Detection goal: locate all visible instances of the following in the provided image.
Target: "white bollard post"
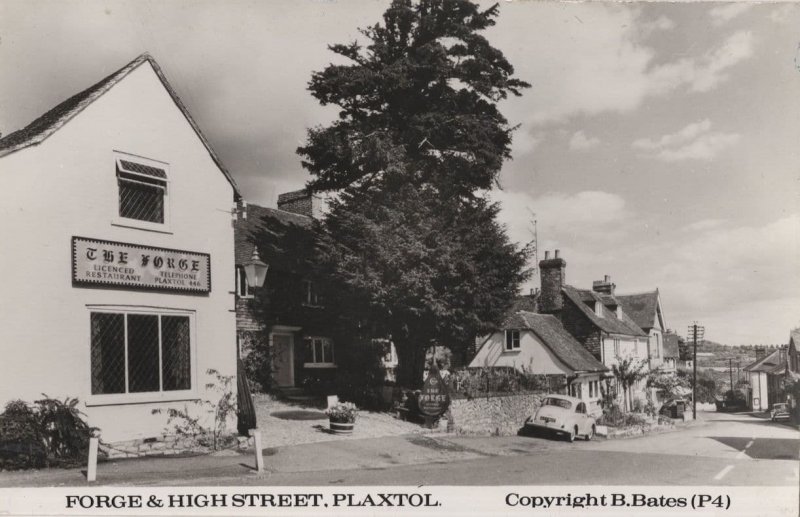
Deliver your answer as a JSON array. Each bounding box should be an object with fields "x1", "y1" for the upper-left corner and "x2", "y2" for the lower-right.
[
  {"x1": 87, "y1": 437, "x2": 99, "y2": 482},
  {"x1": 327, "y1": 395, "x2": 339, "y2": 409},
  {"x1": 249, "y1": 429, "x2": 264, "y2": 473}
]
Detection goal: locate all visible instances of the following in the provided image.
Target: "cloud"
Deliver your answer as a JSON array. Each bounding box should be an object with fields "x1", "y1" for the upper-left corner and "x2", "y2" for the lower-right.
[
  {"x1": 709, "y1": 3, "x2": 753, "y2": 26},
  {"x1": 503, "y1": 3, "x2": 756, "y2": 125},
  {"x1": 490, "y1": 189, "x2": 631, "y2": 253},
  {"x1": 569, "y1": 131, "x2": 601, "y2": 151},
  {"x1": 640, "y1": 15, "x2": 676, "y2": 35},
  {"x1": 769, "y1": 4, "x2": 797, "y2": 24},
  {"x1": 683, "y1": 219, "x2": 727, "y2": 232},
  {"x1": 646, "y1": 31, "x2": 754, "y2": 95},
  {"x1": 490, "y1": 185, "x2": 800, "y2": 343},
  {"x1": 633, "y1": 119, "x2": 740, "y2": 162},
  {"x1": 511, "y1": 131, "x2": 543, "y2": 156}
]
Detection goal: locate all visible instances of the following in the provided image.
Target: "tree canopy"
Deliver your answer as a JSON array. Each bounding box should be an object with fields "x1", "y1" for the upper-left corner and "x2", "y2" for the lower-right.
[
  {"x1": 317, "y1": 184, "x2": 530, "y2": 386},
  {"x1": 296, "y1": 0, "x2": 531, "y2": 388},
  {"x1": 298, "y1": 0, "x2": 529, "y2": 197}
]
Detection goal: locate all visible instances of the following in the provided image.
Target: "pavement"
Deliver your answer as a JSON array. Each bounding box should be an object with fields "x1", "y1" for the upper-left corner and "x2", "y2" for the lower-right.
[
  {"x1": 252, "y1": 394, "x2": 431, "y2": 448},
  {"x1": 0, "y1": 410, "x2": 796, "y2": 486}
]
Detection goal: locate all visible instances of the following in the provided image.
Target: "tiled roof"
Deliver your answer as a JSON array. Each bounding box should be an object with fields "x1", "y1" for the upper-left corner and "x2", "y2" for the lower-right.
[
  {"x1": 511, "y1": 293, "x2": 538, "y2": 313},
  {"x1": 616, "y1": 291, "x2": 659, "y2": 332},
  {"x1": 234, "y1": 203, "x2": 311, "y2": 265},
  {"x1": 743, "y1": 348, "x2": 787, "y2": 374},
  {"x1": 503, "y1": 311, "x2": 608, "y2": 373},
  {"x1": 790, "y1": 328, "x2": 800, "y2": 347},
  {"x1": 0, "y1": 53, "x2": 240, "y2": 198},
  {"x1": 663, "y1": 332, "x2": 680, "y2": 359},
  {"x1": 562, "y1": 286, "x2": 647, "y2": 337}
]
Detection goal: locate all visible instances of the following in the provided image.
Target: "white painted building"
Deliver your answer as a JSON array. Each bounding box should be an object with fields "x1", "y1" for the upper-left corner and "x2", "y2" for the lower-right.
[
  {"x1": 0, "y1": 54, "x2": 239, "y2": 442},
  {"x1": 470, "y1": 311, "x2": 609, "y2": 414}
]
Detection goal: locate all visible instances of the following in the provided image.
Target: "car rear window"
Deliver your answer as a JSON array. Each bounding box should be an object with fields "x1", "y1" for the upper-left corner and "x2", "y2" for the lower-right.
[{"x1": 543, "y1": 397, "x2": 572, "y2": 410}]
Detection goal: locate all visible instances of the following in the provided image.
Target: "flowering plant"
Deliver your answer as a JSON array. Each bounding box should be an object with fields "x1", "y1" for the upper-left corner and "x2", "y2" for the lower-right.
[{"x1": 325, "y1": 402, "x2": 358, "y2": 423}]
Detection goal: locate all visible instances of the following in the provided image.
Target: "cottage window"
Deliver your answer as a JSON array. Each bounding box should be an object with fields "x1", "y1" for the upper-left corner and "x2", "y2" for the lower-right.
[
  {"x1": 613, "y1": 338, "x2": 621, "y2": 357},
  {"x1": 303, "y1": 280, "x2": 322, "y2": 306},
  {"x1": 304, "y1": 337, "x2": 334, "y2": 366},
  {"x1": 236, "y1": 266, "x2": 252, "y2": 298},
  {"x1": 90, "y1": 311, "x2": 191, "y2": 396},
  {"x1": 505, "y1": 330, "x2": 520, "y2": 351},
  {"x1": 116, "y1": 158, "x2": 168, "y2": 225},
  {"x1": 652, "y1": 334, "x2": 660, "y2": 358}
]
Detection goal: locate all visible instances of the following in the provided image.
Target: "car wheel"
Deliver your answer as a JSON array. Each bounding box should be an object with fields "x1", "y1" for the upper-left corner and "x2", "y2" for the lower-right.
[
  {"x1": 567, "y1": 426, "x2": 576, "y2": 443},
  {"x1": 585, "y1": 425, "x2": 595, "y2": 441}
]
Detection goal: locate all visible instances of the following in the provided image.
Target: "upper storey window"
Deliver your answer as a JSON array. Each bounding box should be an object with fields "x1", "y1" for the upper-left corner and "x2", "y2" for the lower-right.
[{"x1": 114, "y1": 154, "x2": 170, "y2": 230}]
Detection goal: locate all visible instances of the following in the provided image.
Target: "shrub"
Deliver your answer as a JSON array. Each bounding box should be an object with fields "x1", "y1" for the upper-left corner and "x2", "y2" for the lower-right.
[
  {"x1": 0, "y1": 396, "x2": 98, "y2": 470},
  {"x1": 444, "y1": 367, "x2": 562, "y2": 399},
  {"x1": 597, "y1": 403, "x2": 648, "y2": 427},
  {"x1": 333, "y1": 339, "x2": 388, "y2": 410},
  {"x1": 325, "y1": 402, "x2": 358, "y2": 423},
  {"x1": 152, "y1": 369, "x2": 238, "y2": 450}
]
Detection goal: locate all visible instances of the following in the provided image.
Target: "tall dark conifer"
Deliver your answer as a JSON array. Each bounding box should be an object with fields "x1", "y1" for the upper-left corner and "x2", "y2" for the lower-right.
[{"x1": 297, "y1": 0, "x2": 532, "y2": 387}]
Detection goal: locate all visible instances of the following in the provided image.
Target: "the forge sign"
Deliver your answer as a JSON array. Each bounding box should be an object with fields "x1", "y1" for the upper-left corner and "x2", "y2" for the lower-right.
[{"x1": 419, "y1": 366, "x2": 450, "y2": 417}]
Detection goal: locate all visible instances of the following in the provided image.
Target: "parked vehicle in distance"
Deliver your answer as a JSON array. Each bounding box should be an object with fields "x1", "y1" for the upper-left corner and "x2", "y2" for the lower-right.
[
  {"x1": 523, "y1": 394, "x2": 596, "y2": 442},
  {"x1": 770, "y1": 403, "x2": 790, "y2": 422}
]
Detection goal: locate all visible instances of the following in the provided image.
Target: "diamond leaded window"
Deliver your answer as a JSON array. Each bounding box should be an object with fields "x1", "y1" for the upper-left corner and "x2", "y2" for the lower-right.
[
  {"x1": 90, "y1": 311, "x2": 191, "y2": 395},
  {"x1": 116, "y1": 158, "x2": 167, "y2": 224}
]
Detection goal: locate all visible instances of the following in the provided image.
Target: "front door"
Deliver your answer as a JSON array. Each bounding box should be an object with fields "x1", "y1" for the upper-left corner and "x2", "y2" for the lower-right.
[{"x1": 272, "y1": 333, "x2": 294, "y2": 387}]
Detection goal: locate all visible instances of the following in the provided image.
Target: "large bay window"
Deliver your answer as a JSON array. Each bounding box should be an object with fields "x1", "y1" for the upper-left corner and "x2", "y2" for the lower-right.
[{"x1": 90, "y1": 309, "x2": 192, "y2": 399}]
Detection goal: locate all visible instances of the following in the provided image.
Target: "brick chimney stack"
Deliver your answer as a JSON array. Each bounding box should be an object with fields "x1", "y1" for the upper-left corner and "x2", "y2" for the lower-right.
[
  {"x1": 539, "y1": 249, "x2": 566, "y2": 313},
  {"x1": 277, "y1": 189, "x2": 322, "y2": 218},
  {"x1": 592, "y1": 275, "x2": 616, "y2": 295},
  {"x1": 755, "y1": 346, "x2": 766, "y2": 361}
]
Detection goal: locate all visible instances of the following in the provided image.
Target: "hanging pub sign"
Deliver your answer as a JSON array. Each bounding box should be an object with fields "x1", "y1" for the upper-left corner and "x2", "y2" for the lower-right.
[
  {"x1": 418, "y1": 366, "x2": 450, "y2": 417},
  {"x1": 72, "y1": 236, "x2": 211, "y2": 293}
]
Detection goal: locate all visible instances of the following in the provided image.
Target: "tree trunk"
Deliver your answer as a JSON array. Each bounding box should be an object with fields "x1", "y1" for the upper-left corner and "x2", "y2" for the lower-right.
[{"x1": 395, "y1": 339, "x2": 427, "y2": 389}]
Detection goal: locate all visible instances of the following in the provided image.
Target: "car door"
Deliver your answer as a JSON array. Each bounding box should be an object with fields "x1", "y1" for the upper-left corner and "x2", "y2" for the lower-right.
[{"x1": 575, "y1": 402, "x2": 588, "y2": 435}]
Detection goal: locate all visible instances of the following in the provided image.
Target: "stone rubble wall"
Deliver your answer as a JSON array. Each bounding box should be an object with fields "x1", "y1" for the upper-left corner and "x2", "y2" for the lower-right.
[
  {"x1": 447, "y1": 392, "x2": 544, "y2": 436},
  {"x1": 101, "y1": 434, "x2": 250, "y2": 459}
]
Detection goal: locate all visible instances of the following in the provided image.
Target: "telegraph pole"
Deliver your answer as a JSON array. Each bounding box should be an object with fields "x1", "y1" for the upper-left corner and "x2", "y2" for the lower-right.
[
  {"x1": 688, "y1": 322, "x2": 705, "y2": 420},
  {"x1": 729, "y1": 358, "x2": 734, "y2": 396}
]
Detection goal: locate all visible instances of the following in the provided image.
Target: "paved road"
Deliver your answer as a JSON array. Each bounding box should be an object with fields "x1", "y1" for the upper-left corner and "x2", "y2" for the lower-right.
[
  {"x1": 1, "y1": 411, "x2": 796, "y2": 487},
  {"x1": 236, "y1": 411, "x2": 799, "y2": 486}
]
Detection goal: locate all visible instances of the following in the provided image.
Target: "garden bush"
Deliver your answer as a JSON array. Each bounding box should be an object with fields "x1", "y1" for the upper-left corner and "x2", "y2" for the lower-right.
[
  {"x1": 0, "y1": 397, "x2": 98, "y2": 470},
  {"x1": 444, "y1": 367, "x2": 563, "y2": 399},
  {"x1": 333, "y1": 339, "x2": 388, "y2": 410},
  {"x1": 597, "y1": 403, "x2": 648, "y2": 427}
]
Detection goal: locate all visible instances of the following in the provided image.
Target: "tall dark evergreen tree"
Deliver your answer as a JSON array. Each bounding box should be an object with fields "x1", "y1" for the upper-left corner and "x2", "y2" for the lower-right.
[
  {"x1": 316, "y1": 184, "x2": 530, "y2": 387},
  {"x1": 297, "y1": 0, "x2": 532, "y2": 387},
  {"x1": 298, "y1": 0, "x2": 529, "y2": 197}
]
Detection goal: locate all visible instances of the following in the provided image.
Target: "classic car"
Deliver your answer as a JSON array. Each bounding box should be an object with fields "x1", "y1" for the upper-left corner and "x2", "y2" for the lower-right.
[
  {"x1": 523, "y1": 394, "x2": 596, "y2": 442},
  {"x1": 770, "y1": 403, "x2": 790, "y2": 422}
]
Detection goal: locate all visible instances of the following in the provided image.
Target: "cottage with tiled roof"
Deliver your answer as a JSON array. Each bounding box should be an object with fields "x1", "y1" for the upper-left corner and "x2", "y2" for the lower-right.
[
  {"x1": 743, "y1": 346, "x2": 790, "y2": 412},
  {"x1": 661, "y1": 332, "x2": 680, "y2": 372},
  {"x1": 616, "y1": 289, "x2": 668, "y2": 370},
  {"x1": 469, "y1": 311, "x2": 609, "y2": 411},
  {"x1": 0, "y1": 54, "x2": 238, "y2": 443},
  {"x1": 537, "y1": 251, "x2": 651, "y2": 404},
  {"x1": 234, "y1": 192, "x2": 350, "y2": 393}
]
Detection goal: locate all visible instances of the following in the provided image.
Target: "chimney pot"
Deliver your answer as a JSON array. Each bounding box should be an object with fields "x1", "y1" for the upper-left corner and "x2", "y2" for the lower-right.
[
  {"x1": 604, "y1": 275, "x2": 610, "y2": 282},
  {"x1": 544, "y1": 250, "x2": 550, "y2": 260},
  {"x1": 554, "y1": 249, "x2": 560, "y2": 259}
]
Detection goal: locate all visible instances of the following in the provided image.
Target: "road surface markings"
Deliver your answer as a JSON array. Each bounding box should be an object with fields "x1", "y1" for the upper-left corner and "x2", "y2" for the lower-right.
[
  {"x1": 714, "y1": 465, "x2": 735, "y2": 481},
  {"x1": 736, "y1": 440, "x2": 754, "y2": 460}
]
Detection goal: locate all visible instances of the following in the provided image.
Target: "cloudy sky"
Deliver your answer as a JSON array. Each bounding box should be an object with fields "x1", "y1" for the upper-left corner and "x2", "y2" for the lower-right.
[{"x1": 1, "y1": 1, "x2": 798, "y2": 345}]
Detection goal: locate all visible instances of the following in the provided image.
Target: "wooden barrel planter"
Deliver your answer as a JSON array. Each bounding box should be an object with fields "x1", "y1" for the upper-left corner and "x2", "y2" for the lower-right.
[{"x1": 329, "y1": 421, "x2": 354, "y2": 434}]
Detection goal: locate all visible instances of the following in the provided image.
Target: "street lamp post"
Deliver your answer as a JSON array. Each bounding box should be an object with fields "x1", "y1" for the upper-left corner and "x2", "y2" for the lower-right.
[{"x1": 687, "y1": 322, "x2": 705, "y2": 420}]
